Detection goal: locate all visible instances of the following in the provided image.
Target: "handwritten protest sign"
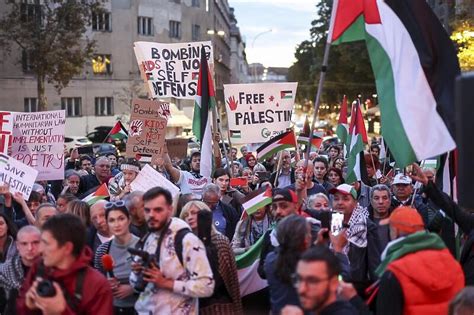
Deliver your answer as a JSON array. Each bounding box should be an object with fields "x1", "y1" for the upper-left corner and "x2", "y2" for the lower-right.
[
  {"x1": 0, "y1": 112, "x2": 14, "y2": 155},
  {"x1": 10, "y1": 110, "x2": 66, "y2": 181},
  {"x1": 127, "y1": 99, "x2": 168, "y2": 164},
  {"x1": 131, "y1": 164, "x2": 180, "y2": 198},
  {"x1": 134, "y1": 41, "x2": 214, "y2": 99},
  {"x1": 166, "y1": 138, "x2": 188, "y2": 159},
  {"x1": 0, "y1": 153, "x2": 39, "y2": 200},
  {"x1": 224, "y1": 82, "x2": 298, "y2": 144}
]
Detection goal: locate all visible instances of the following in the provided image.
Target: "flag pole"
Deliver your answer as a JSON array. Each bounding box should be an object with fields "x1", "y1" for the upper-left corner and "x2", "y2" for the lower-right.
[
  {"x1": 273, "y1": 151, "x2": 284, "y2": 187},
  {"x1": 304, "y1": 0, "x2": 339, "y2": 171}
]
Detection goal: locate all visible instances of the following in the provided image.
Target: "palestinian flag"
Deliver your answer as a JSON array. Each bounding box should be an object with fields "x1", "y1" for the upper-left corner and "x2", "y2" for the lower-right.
[
  {"x1": 192, "y1": 46, "x2": 216, "y2": 178},
  {"x1": 236, "y1": 235, "x2": 268, "y2": 296},
  {"x1": 346, "y1": 100, "x2": 369, "y2": 184},
  {"x1": 336, "y1": 95, "x2": 349, "y2": 148},
  {"x1": 330, "y1": 0, "x2": 459, "y2": 168},
  {"x1": 298, "y1": 116, "x2": 323, "y2": 150},
  {"x1": 256, "y1": 130, "x2": 297, "y2": 161},
  {"x1": 108, "y1": 121, "x2": 128, "y2": 140},
  {"x1": 280, "y1": 90, "x2": 293, "y2": 99},
  {"x1": 436, "y1": 150, "x2": 457, "y2": 201},
  {"x1": 242, "y1": 186, "x2": 272, "y2": 215},
  {"x1": 82, "y1": 183, "x2": 110, "y2": 206}
]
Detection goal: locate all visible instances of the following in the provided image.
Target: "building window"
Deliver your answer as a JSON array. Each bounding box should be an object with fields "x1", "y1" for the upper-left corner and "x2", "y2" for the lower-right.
[
  {"x1": 20, "y1": 1, "x2": 42, "y2": 24},
  {"x1": 192, "y1": 24, "x2": 200, "y2": 41},
  {"x1": 92, "y1": 54, "x2": 112, "y2": 74},
  {"x1": 22, "y1": 50, "x2": 33, "y2": 73},
  {"x1": 24, "y1": 98, "x2": 38, "y2": 112},
  {"x1": 169, "y1": 20, "x2": 181, "y2": 39},
  {"x1": 61, "y1": 98, "x2": 82, "y2": 117},
  {"x1": 192, "y1": 0, "x2": 200, "y2": 7},
  {"x1": 138, "y1": 17, "x2": 153, "y2": 36},
  {"x1": 95, "y1": 97, "x2": 114, "y2": 116},
  {"x1": 92, "y1": 11, "x2": 111, "y2": 31}
]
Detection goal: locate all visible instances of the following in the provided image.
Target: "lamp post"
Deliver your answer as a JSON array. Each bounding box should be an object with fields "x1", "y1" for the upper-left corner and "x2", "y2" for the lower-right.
[{"x1": 251, "y1": 29, "x2": 272, "y2": 82}]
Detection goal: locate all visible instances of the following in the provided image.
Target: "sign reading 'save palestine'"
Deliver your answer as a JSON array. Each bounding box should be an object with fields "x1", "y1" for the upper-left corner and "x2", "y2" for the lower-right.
[
  {"x1": 10, "y1": 110, "x2": 66, "y2": 181},
  {"x1": 126, "y1": 99, "x2": 168, "y2": 164},
  {"x1": 0, "y1": 153, "x2": 39, "y2": 200},
  {"x1": 134, "y1": 41, "x2": 214, "y2": 99},
  {"x1": 224, "y1": 82, "x2": 298, "y2": 144}
]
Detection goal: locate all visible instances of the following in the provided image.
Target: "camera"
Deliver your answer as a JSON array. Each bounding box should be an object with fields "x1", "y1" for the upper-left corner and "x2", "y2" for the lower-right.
[
  {"x1": 36, "y1": 279, "x2": 56, "y2": 297},
  {"x1": 127, "y1": 248, "x2": 157, "y2": 292}
]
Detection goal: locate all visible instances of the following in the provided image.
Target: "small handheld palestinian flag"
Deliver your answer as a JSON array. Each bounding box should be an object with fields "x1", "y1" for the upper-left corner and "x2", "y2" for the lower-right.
[
  {"x1": 82, "y1": 183, "x2": 110, "y2": 205},
  {"x1": 298, "y1": 116, "x2": 324, "y2": 150},
  {"x1": 108, "y1": 121, "x2": 128, "y2": 140},
  {"x1": 256, "y1": 130, "x2": 297, "y2": 161},
  {"x1": 242, "y1": 186, "x2": 272, "y2": 216}
]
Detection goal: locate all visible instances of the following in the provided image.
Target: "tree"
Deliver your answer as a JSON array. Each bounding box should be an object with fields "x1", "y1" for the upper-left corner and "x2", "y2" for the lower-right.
[
  {"x1": 289, "y1": 0, "x2": 375, "y2": 110},
  {"x1": 0, "y1": 0, "x2": 102, "y2": 111}
]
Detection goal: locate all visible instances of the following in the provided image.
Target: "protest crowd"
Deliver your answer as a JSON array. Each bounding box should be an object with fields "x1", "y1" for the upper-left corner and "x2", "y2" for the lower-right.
[
  {"x1": 0, "y1": 0, "x2": 473, "y2": 314},
  {"x1": 0, "y1": 128, "x2": 473, "y2": 315}
]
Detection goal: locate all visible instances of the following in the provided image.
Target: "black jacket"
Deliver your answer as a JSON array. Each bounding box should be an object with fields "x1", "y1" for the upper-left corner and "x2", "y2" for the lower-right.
[
  {"x1": 218, "y1": 201, "x2": 240, "y2": 242},
  {"x1": 270, "y1": 169, "x2": 295, "y2": 188},
  {"x1": 424, "y1": 181, "x2": 474, "y2": 285},
  {"x1": 347, "y1": 218, "x2": 382, "y2": 295},
  {"x1": 79, "y1": 174, "x2": 101, "y2": 196}
]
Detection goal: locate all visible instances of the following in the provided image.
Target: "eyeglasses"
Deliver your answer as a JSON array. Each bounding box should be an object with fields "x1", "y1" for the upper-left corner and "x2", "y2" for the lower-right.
[
  {"x1": 105, "y1": 200, "x2": 127, "y2": 210},
  {"x1": 291, "y1": 273, "x2": 331, "y2": 288}
]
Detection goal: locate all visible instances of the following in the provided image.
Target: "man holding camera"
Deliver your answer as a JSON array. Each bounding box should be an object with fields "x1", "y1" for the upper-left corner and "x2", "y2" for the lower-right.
[
  {"x1": 17, "y1": 214, "x2": 113, "y2": 314},
  {"x1": 129, "y1": 187, "x2": 214, "y2": 314}
]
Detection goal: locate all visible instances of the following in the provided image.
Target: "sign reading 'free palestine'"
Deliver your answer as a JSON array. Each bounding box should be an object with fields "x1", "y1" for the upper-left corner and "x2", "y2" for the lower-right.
[{"x1": 224, "y1": 82, "x2": 298, "y2": 144}]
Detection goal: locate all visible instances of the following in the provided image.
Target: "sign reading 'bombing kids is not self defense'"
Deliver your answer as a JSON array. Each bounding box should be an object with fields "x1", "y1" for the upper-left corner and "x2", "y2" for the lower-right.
[
  {"x1": 134, "y1": 41, "x2": 214, "y2": 100},
  {"x1": 223, "y1": 82, "x2": 298, "y2": 144},
  {"x1": 126, "y1": 99, "x2": 168, "y2": 164}
]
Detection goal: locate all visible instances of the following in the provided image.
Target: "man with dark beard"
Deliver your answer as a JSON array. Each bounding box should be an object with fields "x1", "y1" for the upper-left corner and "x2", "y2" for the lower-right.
[{"x1": 292, "y1": 246, "x2": 358, "y2": 315}]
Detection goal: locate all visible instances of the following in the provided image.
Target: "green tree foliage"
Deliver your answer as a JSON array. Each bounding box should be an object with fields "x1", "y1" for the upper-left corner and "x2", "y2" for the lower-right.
[
  {"x1": 289, "y1": 0, "x2": 376, "y2": 109},
  {"x1": 0, "y1": 0, "x2": 103, "y2": 111}
]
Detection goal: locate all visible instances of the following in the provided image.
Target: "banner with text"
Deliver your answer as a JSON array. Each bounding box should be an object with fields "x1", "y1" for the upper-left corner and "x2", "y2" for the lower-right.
[
  {"x1": 0, "y1": 153, "x2": 39, "y2": 200},
  {"x1": 0, "y1": 112, "x2": 14, "y2": 155},
  {"x1": 134, "y1": 41, "x2": 214, "y2": 99},
  {"x1": 224, "y1": 82, "x2": 298, "y2": 144},
  {"x1": 10, "y1": 110, "x2": 66, "y2": 181},
  {"x1": 127, "y1": 99, "x2": 168, "y2": 164}
]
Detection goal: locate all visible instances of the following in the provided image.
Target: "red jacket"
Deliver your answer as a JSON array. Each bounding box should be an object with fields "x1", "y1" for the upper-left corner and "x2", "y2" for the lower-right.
[
  {"x1": 388, "y1": 248, "x2": 464, "y2": 315},
  {"x1": 17, "y1": 247, "x2": 113, "y2": 315}
]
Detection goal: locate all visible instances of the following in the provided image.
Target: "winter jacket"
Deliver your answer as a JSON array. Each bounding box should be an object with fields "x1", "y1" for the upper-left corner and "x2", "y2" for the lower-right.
[
  {"x1": 17, "y1": 246, "x2": 113, "y2": 315},
  {"x1": 388, "y1": 248, "x2": 464, "y2": 315}
]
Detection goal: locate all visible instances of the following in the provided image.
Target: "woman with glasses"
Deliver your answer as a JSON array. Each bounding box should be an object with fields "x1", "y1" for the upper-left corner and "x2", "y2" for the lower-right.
[
  {"x1": 109, "y1": 158, "x2": 141, "y2": 201},
  {"x1": 94, "y1": 201, "x2": 139, "y2": 315},
  {"x1": 264, "y1": 215, "x2": 312, "y2": 315},
  {"x1": 180, "y1": 201, "x2": 243, "y2": 315}
]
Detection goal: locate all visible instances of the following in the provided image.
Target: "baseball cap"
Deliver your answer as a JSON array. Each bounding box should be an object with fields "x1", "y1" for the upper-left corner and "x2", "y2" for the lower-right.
[
  {"x1": 392, "y1": 173, "x2": 412, "y2": 185},
  {"x1": 329, "y1": 184, "x2": 357, "y2": 199},
  {"x1": 272, "y1": 188, "x2": 297, "y2": 203},
  {"x1": 380, "y1": 206, "x2": 424, "y2": 234}
]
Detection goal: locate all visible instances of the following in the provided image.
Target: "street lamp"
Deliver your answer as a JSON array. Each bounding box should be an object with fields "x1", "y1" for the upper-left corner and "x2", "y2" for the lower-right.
[{"x1": 251, "y1": 29, "x2": 272, "y2": 82}]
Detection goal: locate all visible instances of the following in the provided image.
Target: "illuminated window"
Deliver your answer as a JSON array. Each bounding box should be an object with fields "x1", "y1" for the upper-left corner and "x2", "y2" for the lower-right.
[{"x1": 92, "y1": 54, "x2": 112, "y2": 74}]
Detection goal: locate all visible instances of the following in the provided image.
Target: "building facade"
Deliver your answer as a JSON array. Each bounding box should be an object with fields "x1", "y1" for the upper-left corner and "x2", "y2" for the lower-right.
[{"x1": 0, "y1": 0, "x2": 246, "y2": 137}]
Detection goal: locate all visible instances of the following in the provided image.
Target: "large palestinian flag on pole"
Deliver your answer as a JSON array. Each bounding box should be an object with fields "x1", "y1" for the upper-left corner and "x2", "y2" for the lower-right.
[
  {"x1": 330, "y1": 0, "x2": 460, "y2": 167},
  {"x1": 193, "y1": 46, "x2": 216, "y2": 178},
  {"x1": 336, "y1": 95, "x2": 349, "y2": 148}
]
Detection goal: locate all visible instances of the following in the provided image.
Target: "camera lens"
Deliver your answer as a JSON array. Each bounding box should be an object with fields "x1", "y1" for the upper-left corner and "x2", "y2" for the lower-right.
[{"x1": 36, "y1": 280, "x2": 56, "y2": 297}]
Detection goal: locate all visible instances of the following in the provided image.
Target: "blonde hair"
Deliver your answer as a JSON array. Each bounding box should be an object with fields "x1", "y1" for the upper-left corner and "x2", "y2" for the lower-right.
[
  {"x1": 180, "y1": 200, "x2": 217, "y2": 233},
  {"x1": 180, "y1": 200, "x2": 211, "y2": 220}
]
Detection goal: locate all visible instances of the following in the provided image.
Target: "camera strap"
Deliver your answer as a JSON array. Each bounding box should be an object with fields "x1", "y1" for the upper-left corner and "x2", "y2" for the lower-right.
[
  {"x1": 154, "y1": 219, "x2": 173, "y2": 266},
  {"x1": 35, "y1": 262, "x2": 86, "y2": 314}
]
